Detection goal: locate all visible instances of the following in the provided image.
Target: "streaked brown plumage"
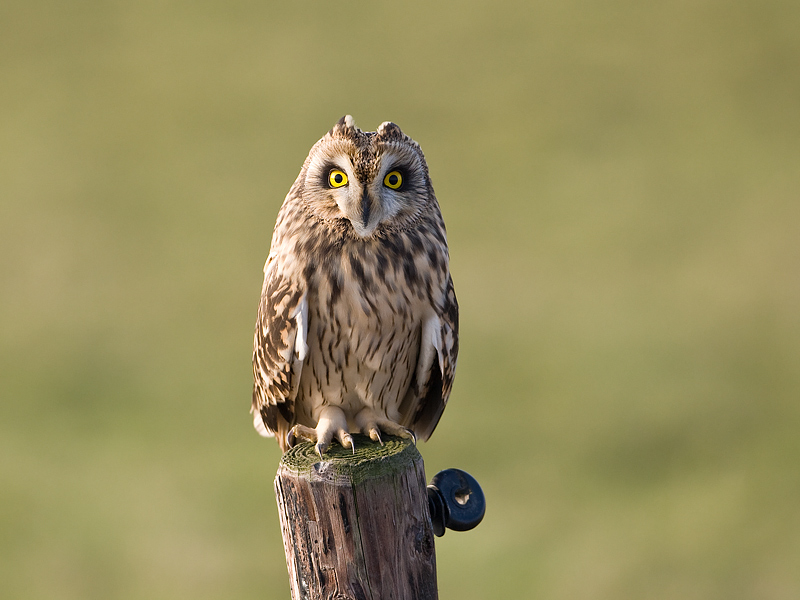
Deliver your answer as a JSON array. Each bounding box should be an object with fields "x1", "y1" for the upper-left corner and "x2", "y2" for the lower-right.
[{"x1": 251, "y1": 115, "x2": 458, "y2": 455}]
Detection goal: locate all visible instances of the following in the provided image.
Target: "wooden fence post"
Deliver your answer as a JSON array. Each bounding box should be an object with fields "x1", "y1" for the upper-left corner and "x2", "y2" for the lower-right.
[{"x1": 274, "y1": 434, "x2": 438, "y2": 600}]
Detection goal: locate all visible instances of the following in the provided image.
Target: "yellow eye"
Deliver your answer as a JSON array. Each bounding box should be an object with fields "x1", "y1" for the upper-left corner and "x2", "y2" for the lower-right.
[
  {"x1": 328, "y1": 169, "x2": 348, "y2": 188},
  {"x1": 383, "y1": 170, "x2": 403, "y2": 190}
]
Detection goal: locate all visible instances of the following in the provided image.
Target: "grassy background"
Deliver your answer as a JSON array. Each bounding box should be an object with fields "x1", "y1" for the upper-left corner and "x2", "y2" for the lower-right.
[{"x1": 2, "y1": 1, "x2": 799, "y2": 598}]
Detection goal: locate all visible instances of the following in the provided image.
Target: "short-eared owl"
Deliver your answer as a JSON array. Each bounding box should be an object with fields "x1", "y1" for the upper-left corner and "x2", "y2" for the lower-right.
[{"x1": 251, "y1": 116, "x2": 458, "y2": 455}]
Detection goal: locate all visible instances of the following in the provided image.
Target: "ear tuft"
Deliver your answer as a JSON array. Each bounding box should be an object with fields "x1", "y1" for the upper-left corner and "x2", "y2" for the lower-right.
[
  {"x1": 329, "y1": 114, "x2": 357, "y2": 136},
  {"x1": 376, "y1": 121, "x2": 404, "y2": 140}
]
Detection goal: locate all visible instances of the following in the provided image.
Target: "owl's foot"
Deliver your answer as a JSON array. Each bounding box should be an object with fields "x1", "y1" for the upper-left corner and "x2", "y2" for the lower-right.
[
  {"x1": 287, "y1": 406, "x2": 354, "y2": 457},
  {"x1": 355, "y1": 408, "x2": 416, "y2": 446}
]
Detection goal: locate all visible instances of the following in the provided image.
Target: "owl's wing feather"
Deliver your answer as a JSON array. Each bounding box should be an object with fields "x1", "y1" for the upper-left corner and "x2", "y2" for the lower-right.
[
  {"x1": 409, "y1": 274, "x2": 459, "y2": 441},
  {"x1": 251, "y1": 255, "x2": 307, "y2": 447}
]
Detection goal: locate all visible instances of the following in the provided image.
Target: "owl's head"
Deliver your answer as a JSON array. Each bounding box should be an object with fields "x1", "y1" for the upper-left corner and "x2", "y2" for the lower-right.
[{"x1": 298, "y1": 115, "x2": 434, "y2": 238}]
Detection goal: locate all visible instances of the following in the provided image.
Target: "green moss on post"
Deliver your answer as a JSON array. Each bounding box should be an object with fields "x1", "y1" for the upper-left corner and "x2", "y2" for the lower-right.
[
  {"x1": 280, "y1": 434, "x2": 421, "y2": 483},
  {"x1": 274, "y1": 435, "x2": 438, "y2": 599}
]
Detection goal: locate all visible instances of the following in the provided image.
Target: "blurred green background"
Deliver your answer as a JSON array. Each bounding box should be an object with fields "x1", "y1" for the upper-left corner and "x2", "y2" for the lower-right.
[{"x1": 2, "y1": 0, "x2": 799, "y2": 598}]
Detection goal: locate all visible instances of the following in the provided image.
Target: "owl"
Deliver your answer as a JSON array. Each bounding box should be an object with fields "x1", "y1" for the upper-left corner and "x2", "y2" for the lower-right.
[{"x1": 251, "y1": 115, "x2": 458, "y2": 456}]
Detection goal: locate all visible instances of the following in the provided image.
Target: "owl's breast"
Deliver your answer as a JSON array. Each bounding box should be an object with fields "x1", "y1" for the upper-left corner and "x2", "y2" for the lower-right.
[
  {"x1": 311, "y1": 243, "x2": 428, "y2": 367},
  {"x1": 293, "y1": 239, "x2": 435, "y2": 424}
]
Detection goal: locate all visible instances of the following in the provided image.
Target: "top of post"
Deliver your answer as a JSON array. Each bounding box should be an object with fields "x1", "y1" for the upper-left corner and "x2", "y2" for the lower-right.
[{"x1": 278, "y1": 434, "x2": 421, "y2": 485}]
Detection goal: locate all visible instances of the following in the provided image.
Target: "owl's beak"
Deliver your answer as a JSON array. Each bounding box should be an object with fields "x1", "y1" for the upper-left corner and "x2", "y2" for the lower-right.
[
  {"x1": 342, "y1": 186, "x2": 378, "y2": 238},
  {"x1": 360, "y1": 188, "x2": 372, "y2": 228}
]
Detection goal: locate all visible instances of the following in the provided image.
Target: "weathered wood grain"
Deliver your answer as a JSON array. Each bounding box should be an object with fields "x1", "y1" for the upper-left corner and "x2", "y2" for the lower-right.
[{"x1": 274, "y1": 435, "x2": 437, "y2": 600}]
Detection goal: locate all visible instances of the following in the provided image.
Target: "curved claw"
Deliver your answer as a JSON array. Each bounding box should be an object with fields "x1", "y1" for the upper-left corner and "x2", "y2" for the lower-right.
[
  {"x1": 407, "y1": 429, "x2": 417, "y2": 445},
  {"x1": 315, "y1": 442, "x2": 327, "y2": 458},
  {"x1": 369, "y1": 427, "x2": 384, "y2": 446},
  {"x1": 340, "y1": 433, "x2": 355, "y2": 454},
  {"x1": 286, "y1": 430, "x2": 297, "y2": 448}
]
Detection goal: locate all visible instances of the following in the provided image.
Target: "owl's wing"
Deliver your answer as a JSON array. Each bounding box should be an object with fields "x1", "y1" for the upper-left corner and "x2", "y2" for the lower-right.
[
  {"x1": 407, "y1": 274, "x2": 459, "y2": 441},
  {"x1": 251, "y1": 255, "x2": 308, "y2": 449}
]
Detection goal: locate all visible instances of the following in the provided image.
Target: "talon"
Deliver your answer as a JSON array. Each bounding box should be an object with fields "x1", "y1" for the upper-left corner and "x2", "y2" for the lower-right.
[
  {"x1": 355, "y1": 408, "x2": 417, "y2": 446},
  {"x1": 289, "y1": 424, "x2": 319, "y2": 447},
  {"x1": 369, "y1": 427, "x2": 383, "y2": 445},
  {"x1": 339, "y1": 432, "x2": 355, "y2": 453},
  {"x1": 315, "y1": 442, "x2": 328, "y2": 457}
]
